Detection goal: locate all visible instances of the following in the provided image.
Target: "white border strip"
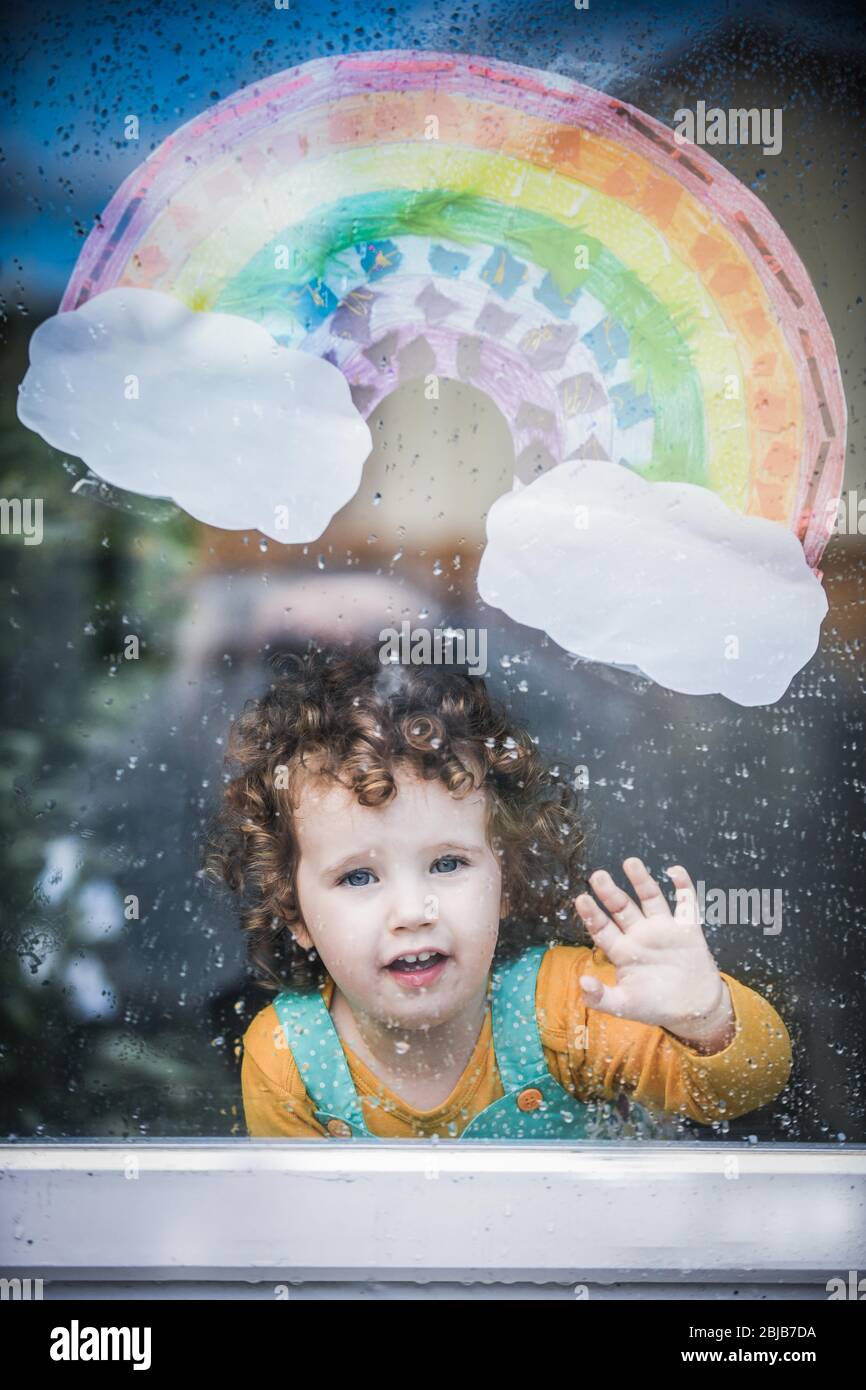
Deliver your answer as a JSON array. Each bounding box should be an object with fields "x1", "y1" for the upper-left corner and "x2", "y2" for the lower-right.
[{"x1": 2, "y1": 1141, "x2": 864, "y2": 1283}]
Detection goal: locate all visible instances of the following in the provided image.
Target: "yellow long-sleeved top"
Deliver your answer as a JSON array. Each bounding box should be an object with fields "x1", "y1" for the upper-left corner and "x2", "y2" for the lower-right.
[{"x1": 240, "y1": 943, "x2": 793, "y2": 1138}]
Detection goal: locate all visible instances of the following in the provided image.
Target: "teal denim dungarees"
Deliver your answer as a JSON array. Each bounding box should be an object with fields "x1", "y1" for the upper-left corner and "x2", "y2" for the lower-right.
[{"x1": 272, "y1": 944, "x2": 594, "y2": 1140}]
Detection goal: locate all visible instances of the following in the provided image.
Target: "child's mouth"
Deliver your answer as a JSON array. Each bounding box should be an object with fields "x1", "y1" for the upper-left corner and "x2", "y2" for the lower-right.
[{"x1": 385, "y1": 952, "x2": 449, "y2": 987}]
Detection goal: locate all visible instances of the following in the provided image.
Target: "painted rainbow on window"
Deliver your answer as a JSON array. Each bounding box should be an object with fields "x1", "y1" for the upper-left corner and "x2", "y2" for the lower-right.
[{"x1": 63, "y1": 50, "x2": 845, "y2": 570}]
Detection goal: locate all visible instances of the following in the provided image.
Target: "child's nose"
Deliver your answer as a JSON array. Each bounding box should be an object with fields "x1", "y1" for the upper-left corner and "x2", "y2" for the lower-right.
[{"x1": 386, "y1": 880, "x2": 440, "y2": 929}]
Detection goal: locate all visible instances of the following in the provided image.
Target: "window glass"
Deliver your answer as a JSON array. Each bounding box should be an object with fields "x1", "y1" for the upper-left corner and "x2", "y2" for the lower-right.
[{"x1": 1, "y1": 1, "x2": 862, "y2": 1147}]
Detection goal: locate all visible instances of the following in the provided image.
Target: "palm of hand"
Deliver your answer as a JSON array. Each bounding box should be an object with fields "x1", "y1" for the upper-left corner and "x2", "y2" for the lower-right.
[{"x1": 574, "y1": 858, "x2": 726, "y2": 1033}]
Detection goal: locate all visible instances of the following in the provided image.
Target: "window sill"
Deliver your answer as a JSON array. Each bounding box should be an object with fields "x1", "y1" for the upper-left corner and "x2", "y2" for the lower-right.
[{"x1": 2, "y1": 1139, "x2": 863, "y2": 1285}]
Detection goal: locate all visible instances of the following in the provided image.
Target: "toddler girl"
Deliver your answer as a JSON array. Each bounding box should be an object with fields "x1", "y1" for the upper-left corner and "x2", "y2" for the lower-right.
[{"x1": 206, "y1": 641, "x2": 792, "y2": 1140}]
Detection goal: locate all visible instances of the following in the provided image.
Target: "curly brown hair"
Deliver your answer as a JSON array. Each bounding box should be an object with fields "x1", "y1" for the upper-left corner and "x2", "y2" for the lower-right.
[{"x1": 204, "y1": 638, "x2": 595, "y2": 994}]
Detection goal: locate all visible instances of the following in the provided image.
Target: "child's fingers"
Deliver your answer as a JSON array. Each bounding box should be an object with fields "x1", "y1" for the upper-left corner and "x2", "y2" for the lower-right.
[
  {"x1": 579, "y1": 974, "x2": 630, "y2": 1017},
  {"x1": 622, "y1": 857, "x2": 672, "y2": 917},
  {"x1": 664, "y1": 865, "x2": 700, "y2": 922},
  {"x1": 587, "y1": 868, "x2": 644, "y2": 932},
  {"x1": 574, "y1": 892, "x2": 630, "y2": 964}
]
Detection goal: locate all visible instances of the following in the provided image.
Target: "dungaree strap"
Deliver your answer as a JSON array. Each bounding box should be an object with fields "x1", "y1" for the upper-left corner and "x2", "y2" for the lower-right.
[
  {"x1": 489, "y1": 944, "x2": 550, "y2": 1093},
  {"x1": 272, "y1": 986, "x2": 369, "y2": 1133}
]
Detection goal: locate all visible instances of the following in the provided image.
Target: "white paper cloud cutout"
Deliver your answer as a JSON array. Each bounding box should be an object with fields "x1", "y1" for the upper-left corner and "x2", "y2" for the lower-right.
[
  {"x1": 477, "y1": 460, "x2": 828, "y2": 706},
  {"x1": 17, "y1": 288, "x2": 372, "y2": 543}
]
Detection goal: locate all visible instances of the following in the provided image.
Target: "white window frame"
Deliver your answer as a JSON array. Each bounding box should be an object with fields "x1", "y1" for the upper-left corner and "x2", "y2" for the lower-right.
[{"x1": 2, "y1": 1140, "x2": 863, "y2": 1288}]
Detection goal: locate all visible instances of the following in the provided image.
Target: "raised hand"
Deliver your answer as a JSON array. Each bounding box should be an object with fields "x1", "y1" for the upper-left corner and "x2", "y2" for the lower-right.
[{"x1": 574, "y1": 858, "x2": 736, "y2": 1053}]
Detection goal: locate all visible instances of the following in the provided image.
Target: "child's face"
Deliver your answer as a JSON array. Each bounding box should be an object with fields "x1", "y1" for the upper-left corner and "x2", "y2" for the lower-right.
[{"x1": 289, "y1": 762, "x2": 505, "y2": 1028}]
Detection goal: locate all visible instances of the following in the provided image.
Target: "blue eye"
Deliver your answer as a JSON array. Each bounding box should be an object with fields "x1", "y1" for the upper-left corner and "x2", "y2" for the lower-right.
[
  {"x1": 339, "y1": 868, "x2": 376, "y2": 888},
  {"x1": 432, "y1": 856, "x2": 468, "y2": 874}
]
